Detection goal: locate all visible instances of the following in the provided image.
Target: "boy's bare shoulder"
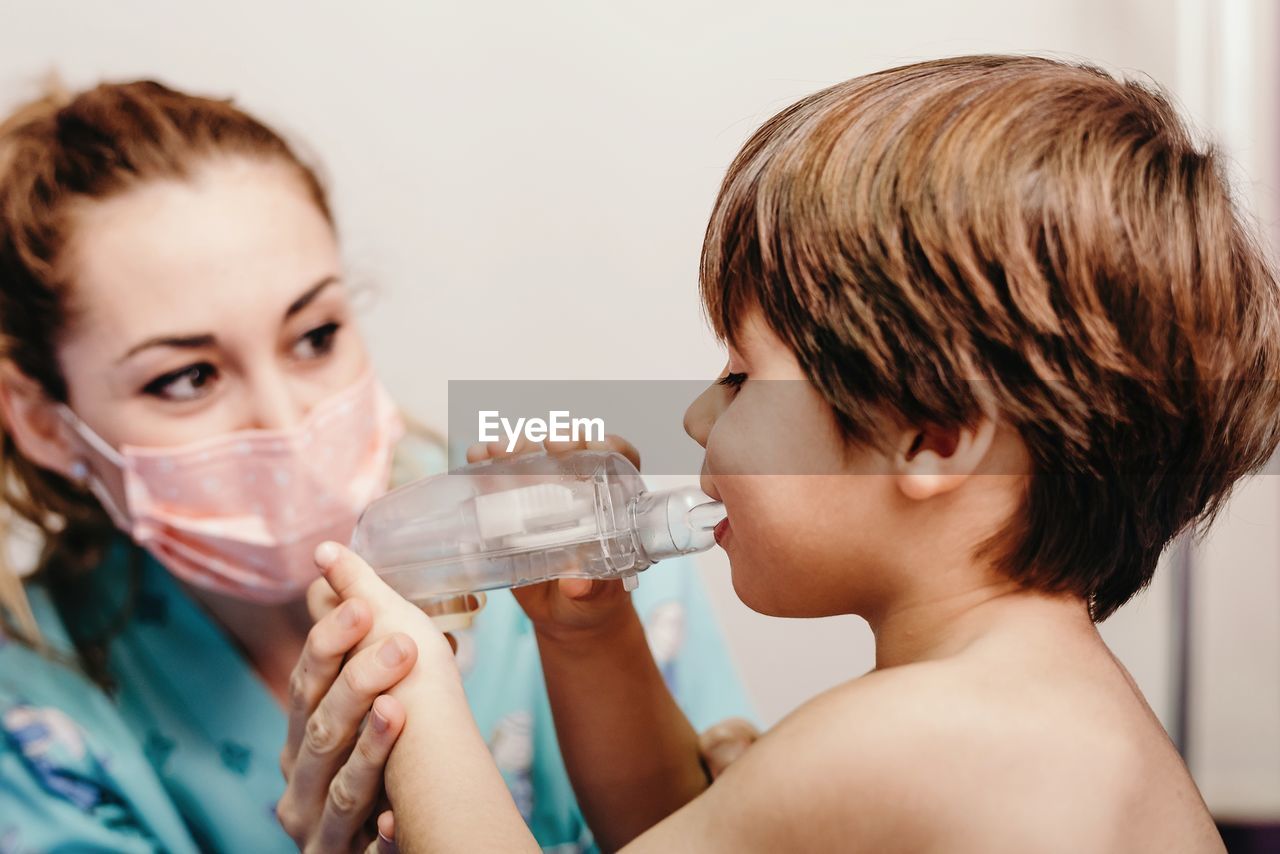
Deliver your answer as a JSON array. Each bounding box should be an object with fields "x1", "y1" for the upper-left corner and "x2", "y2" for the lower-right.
[
  {"x1": 710, "y1": 664, "x2": 1027, "y2": 850},
  {"x1": 688, "y1": 660, "x2": 1222, "y2": 853}
]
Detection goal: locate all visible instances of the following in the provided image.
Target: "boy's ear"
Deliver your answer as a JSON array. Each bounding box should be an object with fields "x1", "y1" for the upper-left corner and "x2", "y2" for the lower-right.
[
  {"x1": 0, "y1": 364, "x2": 77, "y2": 479},
  {"x1": 893, "y1": 417, "x2": 997, "y2": 502}
]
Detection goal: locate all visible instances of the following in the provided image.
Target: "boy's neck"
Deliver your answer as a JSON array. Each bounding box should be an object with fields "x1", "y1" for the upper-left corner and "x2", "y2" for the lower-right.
[{"x1": 869, "y1": 581, "x2": 1093, "y2": 670}]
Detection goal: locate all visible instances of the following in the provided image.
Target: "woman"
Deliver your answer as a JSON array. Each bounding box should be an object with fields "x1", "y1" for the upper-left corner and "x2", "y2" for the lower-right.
[{"x1": 0, "y1": 79, "x2": 752, "y2": 853}]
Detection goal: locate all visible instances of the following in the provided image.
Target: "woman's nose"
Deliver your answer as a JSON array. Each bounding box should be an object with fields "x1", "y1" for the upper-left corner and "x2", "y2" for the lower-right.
[{"x1": 245, "y1": 374, "x2": 307, "y2": 431}]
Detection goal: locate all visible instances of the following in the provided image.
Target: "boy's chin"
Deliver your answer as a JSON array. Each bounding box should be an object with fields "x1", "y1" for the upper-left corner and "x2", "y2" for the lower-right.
[{"x1": 728, "y1": 560, "x2": 817, "y2": 617}]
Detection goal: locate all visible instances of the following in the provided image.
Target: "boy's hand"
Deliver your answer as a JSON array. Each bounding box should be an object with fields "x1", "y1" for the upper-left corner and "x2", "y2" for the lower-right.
[
  {"x1": 312, "y1": 541, "x2": 460, "y2": 687},
  {"x1": 464, "y1": 434, "x2": 642, "y2": 642},
  {"x1": 698, "y1": 717, "x2": 761, "y2": 779}
]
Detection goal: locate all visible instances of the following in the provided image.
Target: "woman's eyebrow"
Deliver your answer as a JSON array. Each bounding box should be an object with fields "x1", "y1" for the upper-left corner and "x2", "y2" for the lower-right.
[
  {"x1": 118, "y1": 333, "x2": 216, "y2": 363},
  {"x1": 115, "y1": 276, "x2": 340, "y2": 364},
  {"x1": 284, "y1": 275, "x2": 340, "y2": 319}
]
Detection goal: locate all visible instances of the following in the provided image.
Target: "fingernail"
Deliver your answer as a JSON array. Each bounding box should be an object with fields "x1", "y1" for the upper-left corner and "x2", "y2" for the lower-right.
[
  {"x1": 378, "y1": 636, "x2": 409, "y2": 667},
  {"x1": 314, "y1": 541, "x2": 340, "y2": 568},
  {"x1": 371, "y1": 706, "x2": 389, "y2": 734}
]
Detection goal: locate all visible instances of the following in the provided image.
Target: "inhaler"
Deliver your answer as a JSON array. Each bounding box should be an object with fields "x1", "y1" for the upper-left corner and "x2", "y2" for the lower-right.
[{"x1": 350, "y1": 450, "x2": 724, "y2": 628}]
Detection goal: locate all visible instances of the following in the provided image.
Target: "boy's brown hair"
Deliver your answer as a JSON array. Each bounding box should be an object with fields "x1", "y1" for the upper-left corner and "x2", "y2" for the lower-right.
[{"x1": 700, "y1": 54, "x2": 1280, "y2": 619}]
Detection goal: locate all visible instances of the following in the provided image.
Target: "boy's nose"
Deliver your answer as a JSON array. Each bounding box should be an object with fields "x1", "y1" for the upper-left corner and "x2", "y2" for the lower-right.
[{"x1": 683, "y1": 382, "x2": 721, "y2": 448}]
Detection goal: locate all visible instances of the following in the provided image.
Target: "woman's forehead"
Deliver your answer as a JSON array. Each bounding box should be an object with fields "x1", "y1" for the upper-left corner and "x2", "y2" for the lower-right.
[{"x1": 59, "y1": 158, "x2": 339, "y2": 345}]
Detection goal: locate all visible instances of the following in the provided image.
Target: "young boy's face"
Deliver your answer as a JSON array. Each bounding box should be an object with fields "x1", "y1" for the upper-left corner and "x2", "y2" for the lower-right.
[{"x1": 683, "y1": 310, "x2": 910, "y2": 619}]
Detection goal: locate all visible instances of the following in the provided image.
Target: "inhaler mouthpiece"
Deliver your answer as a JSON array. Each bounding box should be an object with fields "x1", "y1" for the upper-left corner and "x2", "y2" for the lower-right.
[{"x1": 631, "y1": 486, "x2": 723, "y2": 561}]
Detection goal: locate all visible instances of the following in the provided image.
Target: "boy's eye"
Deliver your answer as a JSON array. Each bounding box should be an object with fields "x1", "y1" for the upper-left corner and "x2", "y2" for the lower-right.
[
  {"x1": 291, "y1": 322, "x2": 341, "y2": 361},
  {"x1": 717, "y1": 372, "x2": 748, "y2": 393},
  {"x1": 142, "y1": 363, "x2": 219, "y2": 402}
]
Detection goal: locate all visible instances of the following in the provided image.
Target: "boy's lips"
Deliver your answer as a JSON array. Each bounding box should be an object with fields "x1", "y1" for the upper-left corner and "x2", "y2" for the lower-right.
[{"x1": 713, "y1": 516, "x2": 731, "y2": 545}]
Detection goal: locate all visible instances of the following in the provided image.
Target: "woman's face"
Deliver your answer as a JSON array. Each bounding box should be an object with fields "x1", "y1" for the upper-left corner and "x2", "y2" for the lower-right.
[{"x1": 55, "y1": 156, "x2": 368, "y2": 450}]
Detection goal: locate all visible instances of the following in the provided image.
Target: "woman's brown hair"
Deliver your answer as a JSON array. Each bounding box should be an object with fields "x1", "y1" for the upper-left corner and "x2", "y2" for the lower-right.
[
  {"x1": 701, "y1": 55, "x2": 1280, "y2": 619},
  {"x1": 0, "y1": 78, "x2": 334, "y2": 670}
]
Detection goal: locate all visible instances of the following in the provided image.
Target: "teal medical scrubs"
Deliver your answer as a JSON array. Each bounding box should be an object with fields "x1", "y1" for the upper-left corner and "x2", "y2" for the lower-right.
[{"x1": 0, "y1": 441, "x2": 752, "y2": 852}]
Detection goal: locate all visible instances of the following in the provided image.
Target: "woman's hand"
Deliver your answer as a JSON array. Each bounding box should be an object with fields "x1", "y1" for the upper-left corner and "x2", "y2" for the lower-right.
[
  {"x1": 465, "y1": 434, "x2": 642, "y2": 641},
  {"x1": 276, "y1": 587, "x2": 416, "y2": 853}
]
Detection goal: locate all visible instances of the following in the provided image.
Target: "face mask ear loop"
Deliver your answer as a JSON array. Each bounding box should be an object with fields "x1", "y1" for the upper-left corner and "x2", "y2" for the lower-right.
[
  {"x1": 55, "y1": 404, "x2": 126, "y2": 466},
  {"x1": 55, "y1": 404, "x2": 132, "y2": 527}
]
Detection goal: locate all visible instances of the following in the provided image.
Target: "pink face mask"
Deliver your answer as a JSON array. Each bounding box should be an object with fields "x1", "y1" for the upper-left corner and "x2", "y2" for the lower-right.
[{"x1": 60, "y1": 370, "x2": 404, "y2": 603}]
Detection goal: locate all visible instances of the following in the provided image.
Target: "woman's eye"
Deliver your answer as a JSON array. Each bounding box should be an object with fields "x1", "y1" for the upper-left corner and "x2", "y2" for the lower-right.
[
  {"x1": 717, "y1": 371, "x2": 748, "y2": 393},
  {"x1": 291, "y1": 322, "x2": 341, "y2": 360},
  {"x1": 142, "y1": 363, "x2": 219, "y2": 402}
]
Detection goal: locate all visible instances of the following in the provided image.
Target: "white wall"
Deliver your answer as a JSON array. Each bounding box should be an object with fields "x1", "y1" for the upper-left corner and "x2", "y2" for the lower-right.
[{"x1": 2, "y1": 0, "x2": 1275, "y2": 820}]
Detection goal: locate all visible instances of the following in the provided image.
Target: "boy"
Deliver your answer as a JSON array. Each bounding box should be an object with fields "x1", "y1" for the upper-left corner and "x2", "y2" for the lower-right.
[{"x1": 311, "y1": 55, "x2": 1277, "y2": 851}]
